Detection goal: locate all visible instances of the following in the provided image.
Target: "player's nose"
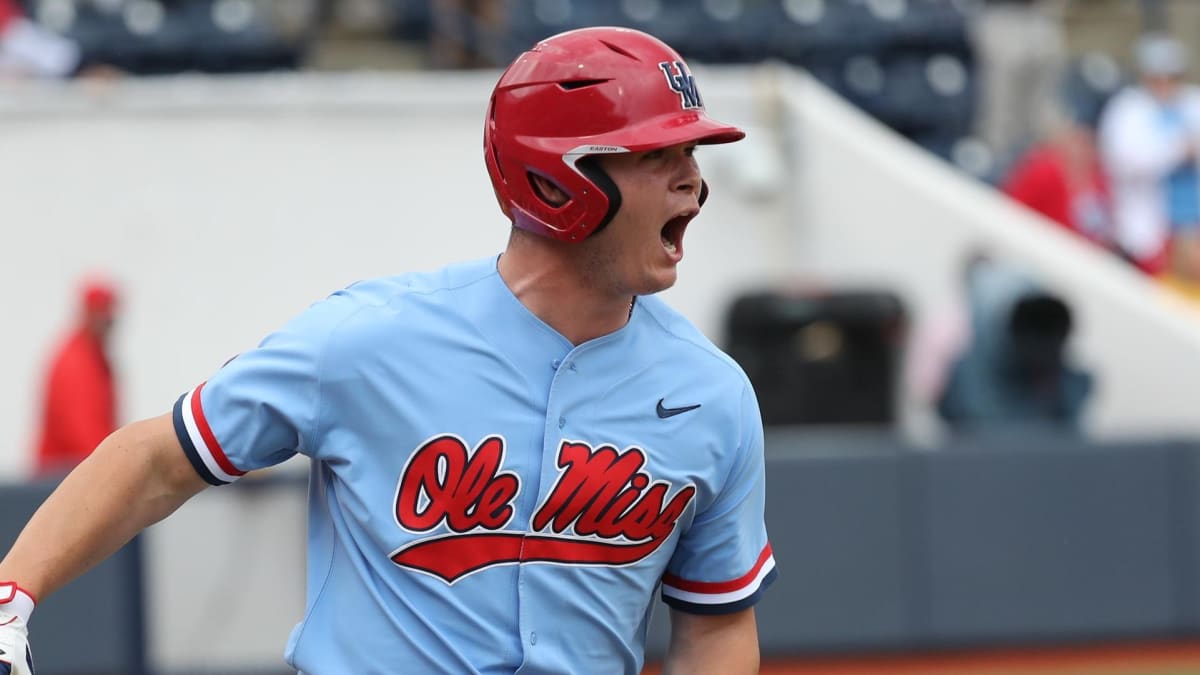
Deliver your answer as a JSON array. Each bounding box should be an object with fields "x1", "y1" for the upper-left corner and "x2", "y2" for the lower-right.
[{"x1": 671, "y1": 155, "x2": 702, "y2": 199}]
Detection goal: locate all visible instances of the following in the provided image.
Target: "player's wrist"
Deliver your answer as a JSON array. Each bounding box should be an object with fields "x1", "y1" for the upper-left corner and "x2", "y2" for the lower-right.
[{"x1": 0, "y1": 582, "x2": 36, "y2": 624}]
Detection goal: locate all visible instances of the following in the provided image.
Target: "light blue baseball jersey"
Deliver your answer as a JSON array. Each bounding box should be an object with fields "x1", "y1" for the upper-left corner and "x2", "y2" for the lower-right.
[{"x1": 172, "y1": 255, "x2": 776, "y2": 674}]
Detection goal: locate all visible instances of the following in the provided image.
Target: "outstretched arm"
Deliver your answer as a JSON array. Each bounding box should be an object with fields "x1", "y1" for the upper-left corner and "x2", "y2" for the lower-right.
[
  {"x1": 663, "y1": 607, "x2": 759, "y2": 675},
  {"x1": 0, "y1": 412, "x2": 209, "y2": 600}
]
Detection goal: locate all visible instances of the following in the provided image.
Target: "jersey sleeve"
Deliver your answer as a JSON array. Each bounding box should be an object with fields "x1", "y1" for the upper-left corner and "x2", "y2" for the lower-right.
[
  {"x1": 172, "y1": 293, "x2": 355, "y2": 486},
  {"x1": 661, "y1": 384, "x2": 777, "y2": 614}
]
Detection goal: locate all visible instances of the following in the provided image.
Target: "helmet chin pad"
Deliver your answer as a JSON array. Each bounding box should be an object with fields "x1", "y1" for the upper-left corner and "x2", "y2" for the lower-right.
[
  {"x1": 574, "y1": 159, "x2": 711, "y2": 239},
  {"x1": 575, "y1": 157, "x2": 622, "y2": 236}
]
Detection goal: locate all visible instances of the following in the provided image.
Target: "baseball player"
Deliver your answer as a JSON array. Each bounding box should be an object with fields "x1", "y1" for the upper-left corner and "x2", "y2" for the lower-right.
[{"x1": 0, "y1": 26, "x2": 776, "y2": 674}]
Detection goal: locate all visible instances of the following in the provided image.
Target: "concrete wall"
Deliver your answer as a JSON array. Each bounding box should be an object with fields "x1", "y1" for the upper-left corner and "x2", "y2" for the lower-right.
[{"x1": 8, "y1": 67, "x2": 1200, "y2": 469}]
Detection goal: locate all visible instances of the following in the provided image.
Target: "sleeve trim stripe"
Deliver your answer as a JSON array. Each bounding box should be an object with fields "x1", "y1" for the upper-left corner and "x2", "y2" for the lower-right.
[
  {"x1": 661, "y1": 554, "x2": 775, "y2": 605},
  {"x1": 190, "y1": 382, "x2": 244, "y2": 478},
  {"x1": 662, "y1": 568, "x2": 778, "y2": 615},
  {"x1": 172, "y1": 394, "x2": 227, "y2": 486},
  {"x1": 181, "y1": 384, "x2": 244, "y2": 483},
  {"x1": 662, "y1": 543, "x2": 774, "y2": 595}
]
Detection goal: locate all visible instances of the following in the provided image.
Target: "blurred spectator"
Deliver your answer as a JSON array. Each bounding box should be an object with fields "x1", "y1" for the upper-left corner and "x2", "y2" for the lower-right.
[
  {"x1": 429, "y1": 0, "x2": 506, "y2": 69},
  {"x1": 0, "y1": 0, "x2": 81, "y2": 79},
  {"x1": 1001, "y1": 102, "x2": 1114, "y2": 249},
  {"x1": 971, "y1": 0, "x2": 1067, "y2": 168},
  {"x1": 33, "y1": 279, "x2": 120, "y2": 478},
  {"x1": 0, "y1": 0, "x2": 122, "y2": 80},
  {"x1": 906, "y1": 252, "x2": 979, "y2": 412},
  {"x1": 1098, "y1": 33, "x2": 1200, "y2": 276},
  {"x1": 936, "y1": 257, "x2": 1092, "y2": 433}
]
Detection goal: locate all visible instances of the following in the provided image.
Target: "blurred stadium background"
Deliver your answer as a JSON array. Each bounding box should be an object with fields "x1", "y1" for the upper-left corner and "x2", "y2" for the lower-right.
[{"x1": 10, "y1": 0, "x2": 1200, "y2": 673}]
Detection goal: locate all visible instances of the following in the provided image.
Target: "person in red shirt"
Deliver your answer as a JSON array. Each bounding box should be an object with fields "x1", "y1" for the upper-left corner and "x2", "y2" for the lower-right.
[
  {"x1": 0, "y1": 0, "x2": 17, "y2": 32},
  {"x1": 33, "y1": 280, "x2": 120, "y2": 478},
  {"x1": 1002, "y1": 108, "x2": 1116, "y2": 251}
]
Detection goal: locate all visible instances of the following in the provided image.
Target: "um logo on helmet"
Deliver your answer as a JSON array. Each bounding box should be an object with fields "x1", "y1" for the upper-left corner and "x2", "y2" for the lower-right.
[{"x1": 658, "y1": 60, "x2": 704, "y2": 110}]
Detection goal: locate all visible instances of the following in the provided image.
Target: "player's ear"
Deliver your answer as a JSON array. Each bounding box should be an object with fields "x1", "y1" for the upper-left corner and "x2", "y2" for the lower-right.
[{"x1": 528, "y1": 172, "x2": 570, "y2": 208}]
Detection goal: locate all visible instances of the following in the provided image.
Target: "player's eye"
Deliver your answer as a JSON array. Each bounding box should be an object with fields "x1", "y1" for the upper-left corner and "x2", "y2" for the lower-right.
[{"x1": 642, "y1": 149, "x2": 665, "y2": 161}]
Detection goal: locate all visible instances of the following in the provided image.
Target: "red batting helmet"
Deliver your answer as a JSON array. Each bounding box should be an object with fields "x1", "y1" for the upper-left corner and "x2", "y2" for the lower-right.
[{"x1": 484, "y1": 26, "x2": 745, "y2": 242}]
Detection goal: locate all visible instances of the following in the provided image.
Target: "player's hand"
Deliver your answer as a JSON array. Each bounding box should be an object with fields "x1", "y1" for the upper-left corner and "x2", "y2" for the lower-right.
[{"x1": 0, "y1": 612, "x2": 33, "y2": 675}]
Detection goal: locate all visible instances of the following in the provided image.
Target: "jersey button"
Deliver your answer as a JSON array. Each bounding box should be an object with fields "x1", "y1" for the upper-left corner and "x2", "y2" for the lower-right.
[
  {"x1": 530, "y1": 632, "x2": 537, "y2": 645},
  {"x1": 558, "y1": 416, "x2": 566, "y2": 429},
  {"x1": 551, "y1": 359, "x2": 561, "y2": 370}
]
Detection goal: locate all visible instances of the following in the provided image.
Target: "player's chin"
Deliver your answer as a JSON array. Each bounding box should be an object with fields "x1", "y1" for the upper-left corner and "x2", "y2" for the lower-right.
[{"x1": 640, "y1": 266, "x2": 678, "y2": 295}]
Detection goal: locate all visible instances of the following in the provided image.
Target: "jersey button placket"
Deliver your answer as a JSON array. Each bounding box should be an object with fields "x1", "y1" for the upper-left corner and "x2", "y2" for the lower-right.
[
  {"x1": 556, "y1": 361, "x2": 575, "y2": 430},
  {"x1": 523, "y1": 352, "x2": 575, "y2": 670}
]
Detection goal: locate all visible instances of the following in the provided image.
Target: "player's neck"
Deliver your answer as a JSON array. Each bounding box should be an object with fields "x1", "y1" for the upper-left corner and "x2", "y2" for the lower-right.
[{"x1": 498, "y1": 240, "x2": 634, "y2": 346}]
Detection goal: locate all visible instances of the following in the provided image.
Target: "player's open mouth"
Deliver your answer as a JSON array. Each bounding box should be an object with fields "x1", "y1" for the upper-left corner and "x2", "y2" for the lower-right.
[{"x1": 661, "y1": 210, "x2": 698, "y2": 259}]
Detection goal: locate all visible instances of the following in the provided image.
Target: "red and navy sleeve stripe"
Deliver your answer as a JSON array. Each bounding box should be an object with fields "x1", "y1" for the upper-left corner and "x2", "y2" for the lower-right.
[
  {"x1": 172, "y1": 383, "x2": 245, "y2": 486},
  {"x1": 660, "y1": 543, "x2": 778, "y2": 615}
]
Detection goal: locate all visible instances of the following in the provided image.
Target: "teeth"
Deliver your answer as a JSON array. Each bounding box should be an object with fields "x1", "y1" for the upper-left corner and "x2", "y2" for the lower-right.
[{"x1": 663, "y1": 237, "x2": 677, "y2": 255}]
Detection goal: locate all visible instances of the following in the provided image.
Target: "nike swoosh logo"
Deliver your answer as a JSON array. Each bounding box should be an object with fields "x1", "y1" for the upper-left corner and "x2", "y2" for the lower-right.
[{"x1": 656, "y1": 398, "x2": 701, "y2": 418}]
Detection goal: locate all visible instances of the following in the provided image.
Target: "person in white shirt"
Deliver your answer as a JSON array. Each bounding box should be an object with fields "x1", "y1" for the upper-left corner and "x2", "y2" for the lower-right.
[
  {"x1": 1098, "y1": 33, "x2": 1200, "y2": 277},
  {"x1": 0, "y1": 0, "x2": 82, "y2": 79}
]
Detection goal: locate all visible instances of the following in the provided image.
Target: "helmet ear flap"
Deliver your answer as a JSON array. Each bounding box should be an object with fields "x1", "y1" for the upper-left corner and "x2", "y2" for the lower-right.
[
  {"x1": 576, "y1": 157, "x2": 623, "y2": 237},
  {"x1": 527, "y1": 171, "x2": 570, "y2": 208}
]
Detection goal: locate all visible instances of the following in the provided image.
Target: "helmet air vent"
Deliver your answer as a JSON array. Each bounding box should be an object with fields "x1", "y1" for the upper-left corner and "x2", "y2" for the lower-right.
[
  {"x1": 558, "y1": 78, "x2": 610, "y2": 91},
  {"x1": 599, "y1": 39, "x2": 639, "y2": 60}
]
